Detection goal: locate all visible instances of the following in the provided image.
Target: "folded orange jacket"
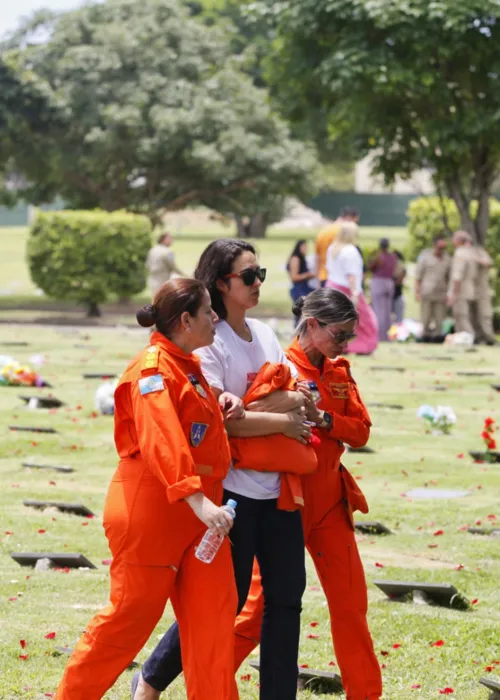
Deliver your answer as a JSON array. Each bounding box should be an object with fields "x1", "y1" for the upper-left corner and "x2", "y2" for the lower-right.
[{"x1": 230, "y1": 362, "x2": 318, "y2": 510}]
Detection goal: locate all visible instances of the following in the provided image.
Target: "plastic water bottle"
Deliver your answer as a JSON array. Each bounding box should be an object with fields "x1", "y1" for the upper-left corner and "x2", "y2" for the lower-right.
[{"x1": 194, "y1": 499, "x2": 237, "y2": 564}]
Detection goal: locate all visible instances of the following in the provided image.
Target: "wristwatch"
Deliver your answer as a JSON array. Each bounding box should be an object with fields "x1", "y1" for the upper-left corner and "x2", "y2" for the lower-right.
[{"x1": 318, "y1": 411, "x2": 333, "y2": 431}]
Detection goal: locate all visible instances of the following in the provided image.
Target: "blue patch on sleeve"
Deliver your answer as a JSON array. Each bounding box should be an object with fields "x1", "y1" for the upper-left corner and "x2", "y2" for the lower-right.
[
  {"x1": 190, "y1": 422, "x2": 208, "y2": 447},
  {"x1": 138, "y1": 374, "x2": 164, "y2": 395}
]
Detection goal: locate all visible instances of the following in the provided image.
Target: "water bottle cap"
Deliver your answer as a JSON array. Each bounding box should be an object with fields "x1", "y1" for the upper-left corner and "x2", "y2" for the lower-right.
[{"x1": 226, "y1": 499, "x2": 237, "y2": 508}]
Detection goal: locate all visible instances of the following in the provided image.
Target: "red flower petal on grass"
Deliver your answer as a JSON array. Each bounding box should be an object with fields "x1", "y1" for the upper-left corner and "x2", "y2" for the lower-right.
[
  {"x1": 81, "y1": 522, "x2": 88, "y2": 526},
  {"x1": 310, "y1": 621, "x2": 319, "y2": 627},
  {"x1": 240, "y1": 674, "x2": 251, "y2": 681},
  {"x1": 438, "y1": 688, "x2": 454, "y2": 694},
  {"x1": 44, "y1": 632, "x2": 56, "y2": 640},
  {"x1": 328, "y1": 661, "x2": 336, "y2": 666},
  {"x1": 101, "y1": 559, "x2": 112, "y2": 566},
  {"x1": 411, "y1": 684, "x2": 421, "y2": 689},
  {"x1": 459, "y1": 525, "x2": 469, "y2": 531},
  {"x1": 485, "y1": 666, "x2": 494, "y2": 672},
  {"x1": 19, "y1": 654, "x2": 29, "y2": 661},
  {"x1": 428, "y1": 544, "x2": 438, "y2": 549},
  {"x1": 393, "y1": 643, "x2": 402, "y2": 649},
  {"x1": 20, "y1": 640, "x2": 27, "y2": 649},
  {"x1": 487, "y1": 514, "x2": 497, "y2": 520},
  {"x1": 307, "y1": 634, "x2": 319, "y2": 639},
  {"x1": 476, "y1": 519, "x2": 482, "y2": 525},
  {"x1": 38, "y1": 529, "x2": 46, "y2": 534},
  {"x1": 431, "y1": 640, "x2": 445, "y2": 647},
  {"x1": 457, "y1": 453, "x2": 464, "y2": 459},
  {"x1": 434, "y1": 530, "x2": 444, "y2": 536},
  {"x1": 455, "y1": 564, "x2": 464, "y2": 571},
  {"x1": 308, "y1": 586, "x2": 320, "y2": 591},
  {"x1": 471, "y1": 598, "x2": 479, "y2": 605},
  {"x1": 380, "y1": 651, "x2": 389, "y2": 656},
  {"x1": 375, "y1": 562, "x2": 384, "y2": 568},
  {"x1": 299, "y1": 664, "x2": 309, "y2": 668},
  {"x1": 5, "y1": 531, "x2": 13, "y2": 535},
  {"x1": 381, "y1": 664, "x2": 387, "y2": 669},
  {"x1": 9, "y1": 596, "x2": 17, "y2": 602}
]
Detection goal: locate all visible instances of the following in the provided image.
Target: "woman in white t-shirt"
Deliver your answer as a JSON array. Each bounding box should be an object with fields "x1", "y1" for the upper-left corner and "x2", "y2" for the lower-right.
[
  {"x1": 135, "y1": 240, "x2": 311, "y2": 700},
  {"x1": 326, "y1": 221, "x2": 378, "y2": 355}
]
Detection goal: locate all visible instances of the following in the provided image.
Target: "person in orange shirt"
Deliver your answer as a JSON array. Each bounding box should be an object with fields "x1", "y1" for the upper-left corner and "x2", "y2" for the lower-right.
[
  {"x1": 55, "y1": 278, "x2": 244, "y2": 700},
  {"x1": 315, "y1": 207, "x2": 359, "y2": 287},
  {"x1": 234, "y1": 288, "x2": 383, "y2": 700}
]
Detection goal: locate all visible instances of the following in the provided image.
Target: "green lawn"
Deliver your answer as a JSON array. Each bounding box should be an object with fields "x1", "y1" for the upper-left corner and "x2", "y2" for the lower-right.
[
  {"x1": 0, "y1": 224, "x2": 409, "y2": 320},
  {"x1": 1, "y1": 324, "x2": 499, "y2": 699}
]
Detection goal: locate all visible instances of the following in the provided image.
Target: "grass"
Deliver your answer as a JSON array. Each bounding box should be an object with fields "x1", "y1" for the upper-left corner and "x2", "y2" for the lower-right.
[
  {"x1": 1, "y1": 323, "x2": 499, "y2": 699},
  {"x1": 0, "y1": 224, "x2": 409, "y2": 320}
]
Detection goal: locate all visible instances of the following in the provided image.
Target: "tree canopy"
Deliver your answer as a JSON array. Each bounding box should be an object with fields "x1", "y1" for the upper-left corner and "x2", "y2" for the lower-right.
[
  {"x1": 0, "y1": 0, "x2": 318, "y2": 226},
  {"x1": 261, "y1": 0, "x2": 500, "y2": 242}
]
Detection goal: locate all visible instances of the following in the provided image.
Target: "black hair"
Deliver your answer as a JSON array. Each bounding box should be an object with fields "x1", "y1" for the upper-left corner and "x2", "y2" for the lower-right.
[
  {"x1": 194, "y1": 239, "x2": 256, "y2": 319},
  {"x1": 287, "y1": 239, "x2": 307, "y2": 271}
]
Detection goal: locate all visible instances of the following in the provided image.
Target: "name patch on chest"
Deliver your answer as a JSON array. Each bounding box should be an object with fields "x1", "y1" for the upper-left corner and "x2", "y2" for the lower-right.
[
  {"x1": 187, "y1": 373, "x2": 207, "y2": 398},
  {"x1": 138, "y1": 373, "x2": 164, "y2": 395},
  {"x1": 191, "y1": 422, "x2": 208, "y2": 447},
  {"x1": 329, "y1": 382, "x2": 349, "y2": 400}
]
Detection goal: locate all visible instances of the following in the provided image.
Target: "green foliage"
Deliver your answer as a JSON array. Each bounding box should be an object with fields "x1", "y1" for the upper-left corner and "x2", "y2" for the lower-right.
[
  {"x1": 2, "y1": 0, "x2": 318, "y2": 225},
  {"x1": 261, "y1": 0, "x2": 500, "y2": 241},
  {"x1": 407, "y1": 196, "x2": 500, "y2": 305},
  {"x1": 27, "y1": 210, "x2": 152, "y2": 311}
]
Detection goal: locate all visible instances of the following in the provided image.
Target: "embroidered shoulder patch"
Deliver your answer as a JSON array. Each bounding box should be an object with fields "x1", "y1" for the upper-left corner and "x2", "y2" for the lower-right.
[
  {"x1": 190, "y1": 422, "x2": 208, "y2": 447},
  {"x1": 138, "y1": 373, "x2": 164, "y2": 395},
  {"x1": 329, "y1": 382, "x2": 349, "y2": 400}
]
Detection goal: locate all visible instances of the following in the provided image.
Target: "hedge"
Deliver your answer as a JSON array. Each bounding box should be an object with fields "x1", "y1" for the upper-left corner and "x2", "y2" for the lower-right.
[{"x1": 28, "y1": 210, "x2": 152, "y2": 315}]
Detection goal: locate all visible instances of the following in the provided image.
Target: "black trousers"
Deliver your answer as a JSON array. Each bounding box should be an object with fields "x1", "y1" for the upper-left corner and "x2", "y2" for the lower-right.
[{"x1": 142, "y1": 489, "x2": 306, "y2": 699}]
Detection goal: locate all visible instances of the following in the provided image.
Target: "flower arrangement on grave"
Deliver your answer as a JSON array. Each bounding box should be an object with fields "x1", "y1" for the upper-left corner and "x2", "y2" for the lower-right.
[
  {"x1": 417, "y1": 404, "x2": 457, "y2": 435},
  {"x1": 481, "y1": 417, "x2": 496, "y2": 460},
  {"x1": 388, "y1": 319, "x2": 422, "y2": 342},
  {"x1": 0, "y1": 356, "x2": 44, "y2": 387},
  {"x1": 95, "y1": 380, "x2": 118, "y2": 415}
]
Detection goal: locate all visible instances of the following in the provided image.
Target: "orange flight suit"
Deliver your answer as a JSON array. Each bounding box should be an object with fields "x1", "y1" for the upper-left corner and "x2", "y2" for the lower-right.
[
  {"x1": 230, "y1": 361, "x2": 318, "y2": 510},
  {"x1": 56, "y1": 332, "x2": 237, "y2": 700},
  {"x1": 233, "y1": 339, "x2": 382, "y2": 700}
]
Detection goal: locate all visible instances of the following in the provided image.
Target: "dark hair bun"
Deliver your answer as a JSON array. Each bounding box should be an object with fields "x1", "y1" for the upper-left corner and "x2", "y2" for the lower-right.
[
  {"x1": 136, "y1": 303, "x2": 157, "y2": 328},
  {"x1": 292, "y1": 296, "x2": 306, "y2": 318}
]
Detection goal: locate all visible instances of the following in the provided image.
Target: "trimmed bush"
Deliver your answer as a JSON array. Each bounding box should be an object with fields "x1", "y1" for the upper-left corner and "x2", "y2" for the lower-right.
[
  {"x1": 407, "y1": 196, "x2": 500, "y2": 308},
  {"x1": 28, "y1": 210, "x2": 152, "y2": 315}
]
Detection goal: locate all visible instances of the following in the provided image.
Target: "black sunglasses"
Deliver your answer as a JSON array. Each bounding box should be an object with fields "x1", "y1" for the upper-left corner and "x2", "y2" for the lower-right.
[{"x1": 224, "y1": 267, "x2": 267, "y2": 286}]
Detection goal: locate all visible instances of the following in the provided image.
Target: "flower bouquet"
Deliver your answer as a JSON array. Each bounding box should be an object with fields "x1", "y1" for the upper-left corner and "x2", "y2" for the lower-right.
[
  {"x1": 469, "y1": 417, "x2": 500, "y2": 463},
  {"x1": 0, "y1": 355, "x2": 46, "y2": 387},
  {"x1": 417, "y1": 404, "x2": 457, "y2": 435}
]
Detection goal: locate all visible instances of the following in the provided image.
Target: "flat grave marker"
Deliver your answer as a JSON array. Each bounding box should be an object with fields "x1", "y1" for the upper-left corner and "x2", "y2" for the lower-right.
[
  {"x1": 9, "y1": 425, "x2": 58, "y2": 434},
  {"x1": 22, "y1": 461, "x2": 74, "y2": 473},
  {"x1": 355, "y1": 521, "x2": 393, "y2": 536},
  {"x1": 347, "y1": 446, "x2": 376, "y2": 454},
  {"x1": 491, "y1": 384, "x2": 500, "y2": 392},
  {"x1": 374, "y1": 580, "x2": 470, "y2": 610},
  {"x1": 367, "y1": 402, "x2": 404, "y2": 410},
  {"x1": 468, "y1": 527, "x2": 500, "y2": 537},
  {"x1": 469, "y1": 450, "x2": 500, "y2": 463},
  {"x1": 479, "y1": 676, "x2": 500, "y2": 699},
  {"x1": 370, "y1": 366, "x2": 406, "y2": 373},
  {"x1": 54, "y1": 647, "x2": 139, "y2": 670},
  {"x1": 19, "y1": 395, "x2": 65, "y2": 409},
  {"x1": 83, "y1": 372, "x2": 117, "y2": 380},
  {"x1": 11, "y1": 552, "x2": 97, "y2": 569},
  {"x1": 457, "y1": 371, "x2": 495, "y2": 377},
  {"x1": 23, "y1": 500, "x2": 94, "y2": 517},
  {"x1": 249, "y1": 659, "x2": 343, "y2": 694}
]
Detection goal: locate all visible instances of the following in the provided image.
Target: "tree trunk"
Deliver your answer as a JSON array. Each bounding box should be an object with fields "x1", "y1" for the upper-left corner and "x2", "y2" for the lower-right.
[
  {"x1": 474, "y1": 185, "x2": 490, "y2": 246},
  {"x1": 87, "y1": 301, "x2": 101, "y2": 317},
  {"x1": 248, "y1": 213, "x2": 269, "y2": 238},
  {"x1": 445, "y1": 179, "x2": 475, "y2": 239},
  {"x1": 234, "y1": 215, "x2": 248, "y2": 238}
]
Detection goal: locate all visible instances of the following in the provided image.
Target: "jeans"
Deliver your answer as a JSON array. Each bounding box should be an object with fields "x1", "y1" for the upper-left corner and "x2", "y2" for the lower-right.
[{"x1": 142, "y1": 489, "x2": 306, "y2": 699}]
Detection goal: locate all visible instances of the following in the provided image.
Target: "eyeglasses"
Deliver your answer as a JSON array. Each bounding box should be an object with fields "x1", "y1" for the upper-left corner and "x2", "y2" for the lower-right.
[
  {"x1": 224, "y1": 267, "x2": 267, "y2": 286},
  {"x1": 322, "y1": 325, "x2": 357, "y2": 344}
]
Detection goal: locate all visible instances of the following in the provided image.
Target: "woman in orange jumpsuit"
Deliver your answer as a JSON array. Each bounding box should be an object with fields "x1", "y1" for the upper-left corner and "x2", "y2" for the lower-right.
[
  {"x1": 233, "y1": 288, "x2": 383, "y2": 700},
  {"x1": 55, "y1": 278, "x2": 243, "y2": 700}
]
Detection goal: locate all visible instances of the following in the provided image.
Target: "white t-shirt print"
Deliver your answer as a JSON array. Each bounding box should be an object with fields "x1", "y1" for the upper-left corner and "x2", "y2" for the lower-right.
[{"x1": 195, "y1": 318, "x2": 297, "y2": 500}]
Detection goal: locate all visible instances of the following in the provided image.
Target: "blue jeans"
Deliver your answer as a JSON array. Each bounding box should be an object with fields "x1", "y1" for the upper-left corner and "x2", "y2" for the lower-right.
[{"x1": 142, "y1": 490, "x2": 306, "y2": 699}]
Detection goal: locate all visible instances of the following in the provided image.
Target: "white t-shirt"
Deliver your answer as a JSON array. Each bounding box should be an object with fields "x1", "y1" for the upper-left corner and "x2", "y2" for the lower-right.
[
  {"x1": 326, "y1": 244, "x2": 363, "y2": 293},
  {"x1": 195, "y1": 318, "x2": 296, "y2": 500}
]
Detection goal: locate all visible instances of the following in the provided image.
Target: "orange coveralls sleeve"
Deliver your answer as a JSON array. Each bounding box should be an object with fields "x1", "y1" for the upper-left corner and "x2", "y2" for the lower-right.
[
  {"x1": 130, "y1": 379, "x2": 203, "y2": 503},
  {"x1": 327, "y1": 375, "x2": 371, "y2": 448}
]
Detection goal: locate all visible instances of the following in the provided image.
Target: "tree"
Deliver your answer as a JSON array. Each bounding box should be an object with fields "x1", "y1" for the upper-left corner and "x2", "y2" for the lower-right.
[
  {"x1": 261, "y1": 0, "x2": 500, "y2": 243},
  {"x1": 1, "y1": 0, "x2": 318, "y2": 233}
]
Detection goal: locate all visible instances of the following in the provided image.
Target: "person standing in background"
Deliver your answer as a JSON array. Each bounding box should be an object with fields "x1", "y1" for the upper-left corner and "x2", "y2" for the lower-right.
[
  {"x1": 315, "y1": 208, "x2": 359, "y2": 288},
  {"x1": 415, "y1": 235, "x2": 451, "y2": 341},
  {"x1": 471, "y1": 245, "x2": 496, "y2": 345},
  {"x1": 447, "y1": 231, "x2": 478, "y2": 335},
  {"x1": 392, "y1": 250, "x2": 406, "y2": 323},
  {"x1": 326, "y1": 221, "x2": 378, "y2": 355},
  {"x1": 146, "y1": 232, "x2": 185, "y2": 296},
  {"x1": 369, "y1": 238, "x2": 398, "y2": 341},
  {"x1": 287, "y1": 240, "x2": 316, "y2": 325}
]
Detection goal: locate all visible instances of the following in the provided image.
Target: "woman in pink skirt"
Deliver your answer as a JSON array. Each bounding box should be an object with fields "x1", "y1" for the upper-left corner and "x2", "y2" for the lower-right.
[{"x1": 325, "y1": 221, "x2": 378, "y2": 355}]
